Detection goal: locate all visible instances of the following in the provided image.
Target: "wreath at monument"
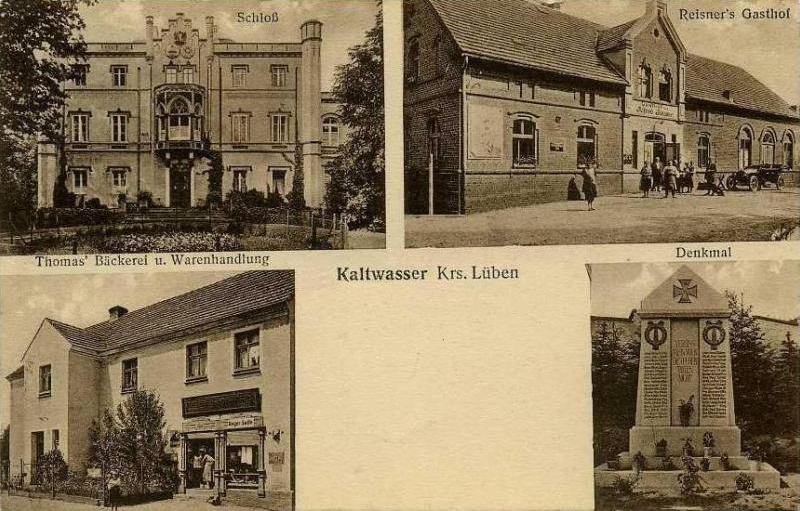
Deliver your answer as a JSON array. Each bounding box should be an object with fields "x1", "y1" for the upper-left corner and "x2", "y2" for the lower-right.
[{"x1": 678, "y1": 395, "x2": 695, "y2": 427}]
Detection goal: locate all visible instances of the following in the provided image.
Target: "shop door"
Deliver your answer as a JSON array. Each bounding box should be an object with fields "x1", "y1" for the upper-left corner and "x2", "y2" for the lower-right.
[
  {"x1": 170, "y1": 164, "x2": 190, "y2": 208},
  {"x1": 186, "y1": 438, "x2": 215, "y2": 489}
]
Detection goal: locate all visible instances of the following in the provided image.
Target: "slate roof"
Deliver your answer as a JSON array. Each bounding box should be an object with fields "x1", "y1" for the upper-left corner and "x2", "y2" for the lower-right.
[
  {"x1": 45, "y1": 271, "x2": 294, "y2": 354},
  {"x1": 428, "y1": 0, "x2": 627, "y2": 84},
  {"x1": 686, "y1": 54, "x2": 797, "y2": 118},
  {"x1": 427, "y1": 0, "x2": 798, "y2": 119}
]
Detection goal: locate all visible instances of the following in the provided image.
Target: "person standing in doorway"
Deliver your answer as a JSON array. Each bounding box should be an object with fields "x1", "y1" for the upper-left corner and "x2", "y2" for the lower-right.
[
  {"x1": 651, "y1": 157, "x2": 663, "y2": 192},
  {"x1": 640, "y1": 164, "x2": 652, "y2": 197},
  {"x1": 191, "y1": 448, "x2": 203, "y2": 488},
  {"x1": 663, "y1": 160, "x2": 678, "y2": 198},
  {"x1": 582, "y1": 162, "x2": 598, "y2": 210},
  {"x1": 201, "y1": 448, "x2": 215, "y2": 489}
]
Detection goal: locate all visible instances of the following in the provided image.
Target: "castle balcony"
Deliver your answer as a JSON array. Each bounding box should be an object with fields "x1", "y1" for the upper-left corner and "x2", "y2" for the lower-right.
[{"x1": 154, "y1": 83, "x2": 208, "y2": 156}]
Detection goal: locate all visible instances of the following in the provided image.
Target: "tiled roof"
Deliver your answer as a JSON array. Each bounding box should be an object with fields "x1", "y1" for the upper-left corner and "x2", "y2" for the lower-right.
[
  {"x1": 686, "y1": 54, "x2": 797, "y2": 118},
  {"x1": 47, "y1": 271, "x2": 294, "y2": 354},
  {"x1": 427, "y1": 0, "x2": 798, "y2": 119},
  {"x1": 596, "y1": 19, "x2": 638, "y2": 52},
  {"x1": 428, "y1": 0, "x2": 627, "y2": 84}
]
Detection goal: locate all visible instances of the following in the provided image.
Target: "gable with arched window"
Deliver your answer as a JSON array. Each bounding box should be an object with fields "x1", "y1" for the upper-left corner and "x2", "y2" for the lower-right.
[
  {"x1": 658, "y1": 69, "x2": 672, "y2": 102},
  {"x1": 738, "y1": 125, "x2": 753, "y2": 169},
  {"x1": 638, "y1": 64, "x2": 652, "y2": 99},
  {"x1": 760, "y1": 129, "x2": 776, "y2": 164},
  {"x1": 322, "y1": 115, "x2": 340, "y2": 146},
  {"x1": 511, "y1": 115, "x2": 537, "y2": 167},
  {"x1": 782, "y1": 130, "x2": 795, "y2": 168}
]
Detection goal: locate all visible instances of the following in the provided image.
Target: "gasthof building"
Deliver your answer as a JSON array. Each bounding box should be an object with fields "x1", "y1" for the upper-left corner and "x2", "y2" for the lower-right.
[
  {"x1": 5, "y1": 272, "x2": 295, "y2": 509},
  {"x1": 403, "y1": 0, "x2": 800, "y2": 214},
  {"x1": 38, "y1": 13, "x2": 344, "y2": 209}
]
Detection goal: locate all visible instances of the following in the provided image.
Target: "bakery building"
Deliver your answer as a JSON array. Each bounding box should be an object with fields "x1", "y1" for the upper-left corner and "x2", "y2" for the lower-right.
[
  {"x1": 38, "y1": 12, "x2": 345, "y2": 209},
  {"x1": 403, "y1": 0, "x2": 800, "y2": 214},
  {"x1": 5, "y1": 271, "x2": 295, "y2": 509}
]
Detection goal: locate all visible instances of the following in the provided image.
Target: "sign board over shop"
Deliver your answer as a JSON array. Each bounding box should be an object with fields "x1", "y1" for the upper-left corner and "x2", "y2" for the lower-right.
[
  {"x1": 182, "y1": 388, "x2": 261, "y2": 418},
  {"x1": 632, "y1": 100, "x2": 678, "y2": 120},
  {"x1": 182, "y1": 414, "x2": 264, "y2": 432}
]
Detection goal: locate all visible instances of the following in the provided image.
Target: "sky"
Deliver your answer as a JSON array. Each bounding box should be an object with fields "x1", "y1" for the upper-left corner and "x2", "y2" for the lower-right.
[
  {"x1": 590, "y1": 261, "x2": 800, "y2": 320},
  {"x1": 77, "y1": 0, "x2": 380, "y2": 90},
  {"x1": 557, "y1": 0, "x2": 800, "y2": 106},
  {"x1": 0, "y1": 271, "x2": 238, "y2": 431}
]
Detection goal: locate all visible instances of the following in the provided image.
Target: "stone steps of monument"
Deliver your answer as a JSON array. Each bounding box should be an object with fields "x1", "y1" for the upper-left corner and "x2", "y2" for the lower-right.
[{"x1": 595, "y1": 462, "x2": 781, "y2": 490}]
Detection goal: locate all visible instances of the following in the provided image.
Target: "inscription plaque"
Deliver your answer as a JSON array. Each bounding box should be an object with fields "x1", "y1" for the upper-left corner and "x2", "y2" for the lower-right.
[
  {"x1": 642, "y1": 351, "x2": 669, "y2": 420},
  {"x1": 182, "y1": 388, "x2": 261, "y2": 418},
  {"x1": 701, "y1": 351, "x2": 728, "y2": 419}
]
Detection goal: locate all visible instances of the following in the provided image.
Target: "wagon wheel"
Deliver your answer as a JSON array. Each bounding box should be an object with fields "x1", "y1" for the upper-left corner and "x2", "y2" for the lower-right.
[
  {"x1": 725, "y1": 176, "x2": 737, "y2": 190},
  {"x1": 777, "y1": 176, "x2": 784, "y2": 190},
  {"x1": 748, "y1": 175, "x2": 759, "y2": 191}
]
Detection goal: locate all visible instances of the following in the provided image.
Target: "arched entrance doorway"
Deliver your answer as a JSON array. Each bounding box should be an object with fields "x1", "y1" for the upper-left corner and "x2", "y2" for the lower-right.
[
  {"x1": 644, "y1": 132, "x2": 666, "y2": 165},
  {"x1": 738, "y1": 126, "x2": 753, "y2": 169}
]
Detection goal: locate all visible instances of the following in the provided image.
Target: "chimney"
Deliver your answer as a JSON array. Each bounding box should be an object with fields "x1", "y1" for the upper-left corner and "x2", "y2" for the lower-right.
[
  {"x1": 646, "y1": 0, "x2": 667, "y2": 15},
  {"x1": 300, "y1": 20, "x2": 324, "y2": 207},
  {"x1": 145, "y1": 16, "x2": 154, "y2": 40},
  {"x1": 108, "y1": 305, "x2": 128, "y2": 321},
  {"x1": 205, "y1": 16, "x2": 216, "y2": 41},
  {"x1": 541, "y1": 0, "x2": 562, "y2": 10}
]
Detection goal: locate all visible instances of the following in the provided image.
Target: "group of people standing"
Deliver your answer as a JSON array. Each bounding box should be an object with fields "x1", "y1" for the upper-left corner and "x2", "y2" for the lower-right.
[{"x1": 640, "y1": 157, "x2": 697, "y2": 198}]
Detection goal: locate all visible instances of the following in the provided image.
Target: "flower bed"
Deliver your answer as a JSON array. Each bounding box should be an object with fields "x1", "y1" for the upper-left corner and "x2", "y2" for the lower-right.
[{"x1": 99, "y1": 232, "x2": 243, "y2": 253}]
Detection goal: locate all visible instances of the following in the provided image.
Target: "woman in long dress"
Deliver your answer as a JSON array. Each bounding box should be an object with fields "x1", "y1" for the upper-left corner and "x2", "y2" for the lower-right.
[
  {"x1": 581, "y1": 163, "x2": 598, "y2": 211},
  {"x1": 200, "y1": 448, "x2": 215, "y2": 489}
]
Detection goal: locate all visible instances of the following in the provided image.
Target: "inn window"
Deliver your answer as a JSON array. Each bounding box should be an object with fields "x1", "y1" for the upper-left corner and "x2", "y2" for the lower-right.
[
  {"x1": 121, "y1": 358, "x2": 138, "y2": 393},
  {"x1": 186, "y1": 341, "x2": 207, "y2": 380},
  {"x1": 577, "y1": 124, "x2": 597, "y2": 167},
  {"x1": 658, "y1": 69, "x2": 672, "y2": 102},
  {"x1": 71, "y1": 114, "x2": 89, "y2": 142},
  {"x1": 579, "y1": 90, "x2": 596, "y2": 108},
  {"x1": 72, "y1": 64, "x2": 88, "y2": 86},
  {"x1": 232, "y1": 113, "x2": 250, "y2": 143},
  {"x1": 111, "y1": 113, "x2": 127, "y2": 142},
  {"x1": 407, "y1": 39, "x2": 420, "y2": 81},
  {"x1": 512, "y1": 117, "x2": 537, "y2": 167},
  {"x1": 270, "y1": 65, "x2": 288, "y2": 87},
  {"x1": 234, "y1": 329, "x2": 260, "y2": 371},
  {"x1": 232, "y1": 65, "x2": 248, "y2": 88},
  {"x1": 39, "y1": 365, "x2": 52, "y2": 397},
  {"x1": 72, "y1": 168, "x2": 88, "y2": 194},
  {"x1": 232, "y1": 167, "x2": 249, "y2": 192},
  {"x1": 111, "y1": 65, "x2": 127, "y2": 87},
  {"x1": 110, "y1": 167, "x2": 127, "y2": 188},
  {"x1": 783, "y1": 132, "x2": 794, "y2": 168},
  {"x1": 760, "y1": 131, "x2": 776, "y2": 164},
  {"x1": 271, "y1": 113, "x2": 289, "y2": 143},
  {"x1": 638, "y1": 64, "x2": 652, "y2": 99},
  {"x1": 322, "y1": 116, "x2": 340, "y2": 146},
  {"x1": 697, "y1": 135, "x2": 710, "y2": 168}
]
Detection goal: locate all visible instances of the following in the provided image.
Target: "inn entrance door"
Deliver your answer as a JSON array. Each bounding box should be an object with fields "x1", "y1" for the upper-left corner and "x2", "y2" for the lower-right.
[{"x1": 644, "y1": 132, "x2": 666, "y2": 165}]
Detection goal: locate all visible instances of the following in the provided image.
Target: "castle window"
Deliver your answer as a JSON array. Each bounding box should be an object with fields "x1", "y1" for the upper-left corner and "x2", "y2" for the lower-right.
[
  {"x1": 111, "y1": 167, "x2": 127, "y2": 188},
  {"x1": 121, "y1": 358, "x2": 138, "y2": 393},
  {"x1": 697, "y1": 135, "x2": 710, "y2": 168},
  {"x1": 39, "y1": 365, "x2": 51, "y2": 397},
  {"x1": 232, "y1": 113, "x2": 250, "y2": 143},
  {"x1": 166, "y1": 67, "x2": 178, "y2": 83},
  {"x1": 52, "y1": 429, "x2": 59, "y2": 449},
  {"x1": 72, "y1": 64, "x2": 88, "y2": 86},
  {"x1": 183, "y1": 67, "x2": 194, "y2": 84},
  {"x1": 111, "y1": 65, "x2": 127, "y2": 87},
  {"x1": 512, "y1": 117, "x2": 537, "y2": 167},
  {"x1": 271, "y1": 113, "x2": 288, "y2": 143},
  {"x1": 638, "y1": 64, "x2": 652, "y2": 98},
  {"x1": 111, "y1": 113, "x2": 127, "y2": 142},
  {"x1": 322, "y1": 116, "x2": 340, "y2": 146},
  {"x1": 271, "y1": 168, "x2": 288, "y2": 197},
  {"x1": 232, "y1": 65, "x2": 248, "y2": 88},
  {"x1": 271, "y1": 65, "x2": 288, "y2": 87},
  {"x1": 72, "y1": 168, "x2": 88, "y2": 194},
  {"x1": 71, "y1": 114, "x2": 89, "y2": 142},
  {"x1": 186, "y1": 341, "x2": 207, "y2": 380},
  {"x1": 232, "y1": 167, "x2": 249, "y2": 192},
  {"x1": 658, "y1": 69, "x2": 672, "y2": 102},
  {"x1": 234, "y1": 329, "x2": 260, "y2": 372}
]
